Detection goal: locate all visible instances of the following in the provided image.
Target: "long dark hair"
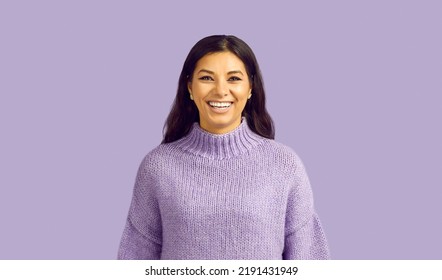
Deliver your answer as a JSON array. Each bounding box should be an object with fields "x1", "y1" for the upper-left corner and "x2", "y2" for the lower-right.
[{"x1": 162, "y1": 35, "x2": 274, "y2": 143}]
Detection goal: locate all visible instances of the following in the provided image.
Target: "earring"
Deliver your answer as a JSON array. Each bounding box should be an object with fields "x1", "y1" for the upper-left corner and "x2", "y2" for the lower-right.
[
  {"x1": 190, "y1": 94, "x2": 194, "y2": 100},
  {"x1": 248, "y1": 94, "x2": 252, "y2": 99}
]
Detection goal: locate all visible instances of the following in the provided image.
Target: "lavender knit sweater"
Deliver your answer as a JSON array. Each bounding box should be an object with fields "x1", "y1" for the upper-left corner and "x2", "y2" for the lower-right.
[{"x1": 117, "y1": 119, "x2": 329, "y2": 260}]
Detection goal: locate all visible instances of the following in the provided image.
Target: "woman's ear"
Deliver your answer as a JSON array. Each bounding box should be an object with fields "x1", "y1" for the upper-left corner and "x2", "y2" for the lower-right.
[
  {"x1": 188, "y1": 82, "x2": 194, "y2": 100},
  {"x1": 187, "y1": 81, "x2": 192, "y2": 94}
]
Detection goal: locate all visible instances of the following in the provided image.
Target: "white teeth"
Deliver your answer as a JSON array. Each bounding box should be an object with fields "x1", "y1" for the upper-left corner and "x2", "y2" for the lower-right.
[{"x1": 209, "y1": 101, "x2": 232, "y2": 108}]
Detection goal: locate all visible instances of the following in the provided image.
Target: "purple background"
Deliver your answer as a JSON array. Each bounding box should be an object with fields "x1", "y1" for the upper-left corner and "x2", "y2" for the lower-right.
[{"x1": 1, "y1": 1, "x2": 441, "y2": 259}]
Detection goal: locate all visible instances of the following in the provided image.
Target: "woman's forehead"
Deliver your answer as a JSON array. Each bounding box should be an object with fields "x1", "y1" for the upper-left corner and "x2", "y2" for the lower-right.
[{"x1": 194, "y1": 52, "x2": 246, "y2": 73}]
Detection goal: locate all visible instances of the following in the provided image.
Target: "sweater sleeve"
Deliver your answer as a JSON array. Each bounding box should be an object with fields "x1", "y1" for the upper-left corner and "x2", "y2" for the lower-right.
[
  {"x1": 282, "y1": 155, "x2": 330, "y2": 260},
  {"x1": 117, "y1": 155, "x2": 162, "y2": 259}
]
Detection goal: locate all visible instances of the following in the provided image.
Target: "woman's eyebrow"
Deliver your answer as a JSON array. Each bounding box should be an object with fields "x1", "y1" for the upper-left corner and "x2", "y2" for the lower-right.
[
  {"x1": 227, "y1": 70, "x2": 244, "y2": 76},
  {"x1": 197, "y1": 69, "x2": 215, "y2": 75},
  {"x1": 197, "y1": 69, "x2": 244, "y2": 76}
]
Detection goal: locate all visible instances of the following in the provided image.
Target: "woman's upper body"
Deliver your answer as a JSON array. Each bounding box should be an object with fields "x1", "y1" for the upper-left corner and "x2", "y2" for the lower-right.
[
  {"x1": 117, "y1": 118, "x2": 329, "y2": 259},
  {"x1": 118, "y1": 35, "x2": 330, "y2": 259}
]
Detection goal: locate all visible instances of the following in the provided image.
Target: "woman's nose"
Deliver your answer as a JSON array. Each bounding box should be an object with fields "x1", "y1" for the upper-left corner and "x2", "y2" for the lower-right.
[{"x1": 214, "y1": 80, "x2": 228, "y2": 96}]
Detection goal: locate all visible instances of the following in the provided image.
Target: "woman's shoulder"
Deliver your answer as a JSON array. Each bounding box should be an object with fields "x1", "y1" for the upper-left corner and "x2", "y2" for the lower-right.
[
  {"x1": 257, "y1": 139, "x2": 308, "y2": 174},
  {"x1": 261, "y1": 139, "x2": 303, "y2": 161},
  {"x1": 135, "y1": 142, "x2": 180, "y2": 169}
]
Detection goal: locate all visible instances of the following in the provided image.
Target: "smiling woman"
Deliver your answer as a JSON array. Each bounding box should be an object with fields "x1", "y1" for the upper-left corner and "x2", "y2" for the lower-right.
[
  {"x1": 117, "y1": 35, "x2": 330, "y2": 260},
  {"x1": 188, "y1": 52, "x2": 252, "y2": 134},
  {"x1": 162, "y1": 35, "x2": 275, "y2": 144}
]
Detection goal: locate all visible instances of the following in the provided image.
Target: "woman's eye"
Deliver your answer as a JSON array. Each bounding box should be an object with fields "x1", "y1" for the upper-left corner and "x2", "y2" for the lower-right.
[
  {"x1": 198, "y1": 76, "x2": 213, "y2": 81},
  {"x1": 228, "y1": 76, "x2": 242, "y2": 81}
]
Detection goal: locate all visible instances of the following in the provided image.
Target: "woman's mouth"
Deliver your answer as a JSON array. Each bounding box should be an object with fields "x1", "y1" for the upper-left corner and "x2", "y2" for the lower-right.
[
  {"x1": 207, "y1": 101, "x2": 233, "y2": 113},
  {"x1": 208, "y1": 101, "x2": 232, "y2": 108}
]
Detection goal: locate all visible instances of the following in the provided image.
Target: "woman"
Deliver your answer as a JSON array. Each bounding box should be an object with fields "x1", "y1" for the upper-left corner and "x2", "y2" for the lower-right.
[{"x1": 117, "y1": 35, "x2": 329, "y2": 260}]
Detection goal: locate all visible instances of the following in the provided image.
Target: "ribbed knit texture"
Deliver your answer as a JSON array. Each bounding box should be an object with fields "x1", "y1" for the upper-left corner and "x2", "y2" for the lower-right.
[{"x1": 117, "y1": 119, "x2": 330, "y2": 260}]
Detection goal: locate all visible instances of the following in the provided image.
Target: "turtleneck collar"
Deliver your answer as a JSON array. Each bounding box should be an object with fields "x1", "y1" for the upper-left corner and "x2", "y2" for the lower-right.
[{"x1": 175, "y1": 118, "x2": 266, "y2": 159}]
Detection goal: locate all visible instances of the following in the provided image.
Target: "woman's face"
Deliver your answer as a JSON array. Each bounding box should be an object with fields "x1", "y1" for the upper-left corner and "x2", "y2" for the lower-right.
[{"x1": 188, "y1": 51, "x2": 252, "y2": 134}]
